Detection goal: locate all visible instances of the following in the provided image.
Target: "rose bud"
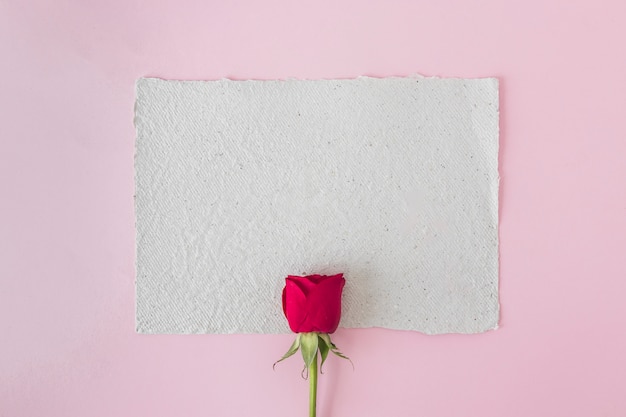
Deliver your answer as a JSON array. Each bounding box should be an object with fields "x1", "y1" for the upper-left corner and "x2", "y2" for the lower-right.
[{"x1": 282, "y1": 273, "x2": 346, "y2": 334}]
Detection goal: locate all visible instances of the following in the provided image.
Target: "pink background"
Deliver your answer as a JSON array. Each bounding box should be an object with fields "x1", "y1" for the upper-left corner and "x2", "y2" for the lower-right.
[{"x1": 1, "y1": 0, "x2": 625, "y2": 415}]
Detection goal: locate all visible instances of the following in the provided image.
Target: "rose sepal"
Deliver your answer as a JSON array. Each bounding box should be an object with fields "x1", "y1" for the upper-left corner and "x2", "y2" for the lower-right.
[
  {"x1": 273, "y1": 333, "x2": 301, "y2": 370},
  {"x1": 318, "y1": 333, "x2": 353, "y2": 371},
  {"x1": 300, "y1": 332, "x2": 319, "y2": 369},
  {"x1": 274, "y1": 332, "x2": 351, "y2": 372}
]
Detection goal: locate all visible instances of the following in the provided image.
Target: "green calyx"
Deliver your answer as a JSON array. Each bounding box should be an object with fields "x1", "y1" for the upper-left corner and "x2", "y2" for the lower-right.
[{"x1": 274, "y1": 332, "x2": 352, "y2": 373}]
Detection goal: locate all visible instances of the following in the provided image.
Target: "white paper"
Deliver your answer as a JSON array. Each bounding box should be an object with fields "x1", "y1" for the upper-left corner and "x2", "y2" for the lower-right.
[{"x1": 135, "y1": 76, "x2": 499, "y2": 334}]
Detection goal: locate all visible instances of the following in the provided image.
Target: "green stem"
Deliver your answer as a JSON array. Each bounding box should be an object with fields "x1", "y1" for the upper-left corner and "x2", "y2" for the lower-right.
[{"x1": 309, "y1": 350, "x2": 318, "y2": 417}]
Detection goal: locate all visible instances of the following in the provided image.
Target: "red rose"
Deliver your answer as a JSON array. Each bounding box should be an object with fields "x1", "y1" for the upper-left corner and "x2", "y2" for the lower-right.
[
  {"x1": 282, "y1": 273, "x2": 345, "y2": 333},
  {"x1": 276, "y1": 273, "x2": 351, "y2": 417}
]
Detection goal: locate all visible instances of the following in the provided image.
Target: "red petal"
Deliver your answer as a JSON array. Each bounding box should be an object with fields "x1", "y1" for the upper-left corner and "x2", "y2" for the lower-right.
[
  {"x1": 305, "y1": 275, "x2": 345, "y2": 333},
  {"x1": 283, "y1": 279, "x2": 308, "y2": 332},
  {"x1": 287, "y1": 273, "x2": 344, "y2": 295}
]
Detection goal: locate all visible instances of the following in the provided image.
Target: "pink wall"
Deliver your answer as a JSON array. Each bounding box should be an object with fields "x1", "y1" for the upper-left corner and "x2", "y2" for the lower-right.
[{"x1": 1, "y1": 1, "x2": 625, "y2": 415}]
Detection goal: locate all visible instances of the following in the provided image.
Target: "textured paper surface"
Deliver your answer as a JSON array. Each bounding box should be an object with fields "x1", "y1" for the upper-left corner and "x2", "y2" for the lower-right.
[{"x1": 135, "y1": 76, "x2": 499, "y2": 334}]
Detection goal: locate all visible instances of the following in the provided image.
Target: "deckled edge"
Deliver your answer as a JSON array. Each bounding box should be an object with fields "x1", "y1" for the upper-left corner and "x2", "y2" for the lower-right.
[{"x1": 136, "y1": 73, "x2": 498, "y2": 83}]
